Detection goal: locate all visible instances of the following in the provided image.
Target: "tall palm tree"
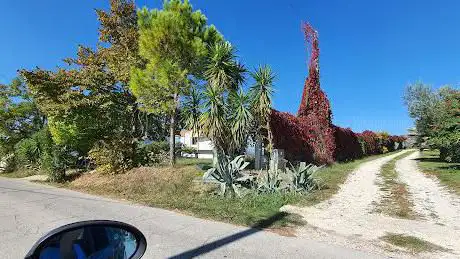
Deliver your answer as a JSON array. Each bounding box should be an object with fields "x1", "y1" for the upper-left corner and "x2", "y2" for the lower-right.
[
  {"x1": 249, "y1": 65, "x2": 275, "y2": 153},
  {"x1": 205, "y1": 42, "x2": 245, "y2": 92},
  {"x1": 228, "y1": 89, "x2": 252, "y2": 155},
  {"x1": 181, "y1": 87, "x2": 202, "y2": 158}
]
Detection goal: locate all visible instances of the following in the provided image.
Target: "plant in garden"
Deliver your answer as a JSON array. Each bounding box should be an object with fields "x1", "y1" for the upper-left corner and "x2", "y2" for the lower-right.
[
  {"x1": 130, "y1": 0, "x2": 223, "y2": 165},
  {"x1": 203, "y1": 155, "x2": 250, "y2": 197},
  {"x1": 200, "y1": 42, "x2": 248, "y2": 156},
  {"x1": 249, "y1": 65, "x2": 275, "y2": 154},
  {"x1": 285, "y1": 162, "x2": 323, "y2": 192}
]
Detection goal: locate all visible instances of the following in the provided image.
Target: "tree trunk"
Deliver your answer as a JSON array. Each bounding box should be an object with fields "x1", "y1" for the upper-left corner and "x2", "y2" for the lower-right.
[
  {"x1": 196, "y1": 132, "x2": 200, "y2": 159},
  {"x1": 169, "y1": 93, "x2": 179, "y2": 166},
  {"x1": 169, "y1": 112, "x2": 176, "y2": 166}
]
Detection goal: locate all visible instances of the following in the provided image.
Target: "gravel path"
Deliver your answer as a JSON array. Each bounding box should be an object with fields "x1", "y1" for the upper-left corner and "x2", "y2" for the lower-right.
[
  {"x1": 396, "y1": 151, "x2": 460, "y2": 227},
  {"x1": 283, "y1": 150, "x2": 460, "y2": 258}
]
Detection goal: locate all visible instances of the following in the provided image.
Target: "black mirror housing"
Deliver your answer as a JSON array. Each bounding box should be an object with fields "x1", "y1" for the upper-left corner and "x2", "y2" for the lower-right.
[{"x1": 25, "y1": 220, "x2": 147, "y2": 259}]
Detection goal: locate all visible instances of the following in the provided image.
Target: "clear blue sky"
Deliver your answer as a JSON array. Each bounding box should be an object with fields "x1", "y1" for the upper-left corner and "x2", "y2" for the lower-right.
[{"x1": 2, "y1": 0, "x2": 460, "y2": 135}]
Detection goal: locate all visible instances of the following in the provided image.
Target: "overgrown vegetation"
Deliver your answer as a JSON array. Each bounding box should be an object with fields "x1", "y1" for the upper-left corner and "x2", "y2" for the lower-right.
[
  {"x1": 381, "y1": 233, "x2": 447, "y2": 254},
  {"x1": 417, "y1": 150, "x2": 460, "y2": 195},
  {"x1": 63, "y1": 164, "x2": 304, "y2": 227},
  {"x1": 404, "y1": 83, "x2": 459, "y2": 162},
  {"x1": 374, "y1": 151, "x2": 418, "y2": 219}
]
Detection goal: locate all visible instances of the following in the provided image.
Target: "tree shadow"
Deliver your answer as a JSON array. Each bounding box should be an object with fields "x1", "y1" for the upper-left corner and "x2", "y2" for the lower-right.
[
  {"x1": 168, "y1": 212, "x2": 289, "y2": 259},
  {"x1": 414, "y1": 157, "x2": 442, "y2": 163}
]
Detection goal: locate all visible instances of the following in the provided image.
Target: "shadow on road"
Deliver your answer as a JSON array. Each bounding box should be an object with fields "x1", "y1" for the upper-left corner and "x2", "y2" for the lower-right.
[{"x1": 168, "y1": 212, "x2": 288, "y2": 259}]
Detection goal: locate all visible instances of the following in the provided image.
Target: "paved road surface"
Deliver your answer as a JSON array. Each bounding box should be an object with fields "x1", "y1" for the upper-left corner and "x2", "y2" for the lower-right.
[{"x1": 0, "y1": 177, "x2": 385, "y2": 258}]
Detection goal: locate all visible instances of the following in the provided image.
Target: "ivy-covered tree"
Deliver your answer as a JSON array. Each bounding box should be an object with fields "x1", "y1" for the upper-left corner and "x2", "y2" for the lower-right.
[{"x1": 130, "y1": 0, "x2": 223, "y2": 165}]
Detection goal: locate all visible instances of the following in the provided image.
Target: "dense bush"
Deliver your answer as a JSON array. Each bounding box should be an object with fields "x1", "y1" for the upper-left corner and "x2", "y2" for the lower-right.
[
  {"x1": 270, "y1": 110, "x2": 314, "y2": 162},
  {"x1": 135, "y1": 141, "x2": 170, "y2": 166},
  {"x1": 14, "y1": 127, "x2": 54, "y2": 169},
  {"x1": 333, "y1": 126, "x2": 363, "y2": 162},
  {"x1": 89, "y1": 139, "x2": 136, "y2": 174},
  {"x1": 357, "y1": 131, "x2": 381, "y2": 155}
]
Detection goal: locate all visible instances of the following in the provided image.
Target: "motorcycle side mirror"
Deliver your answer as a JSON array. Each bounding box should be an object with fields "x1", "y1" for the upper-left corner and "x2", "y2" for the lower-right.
[{"x1": 25, "y1": 220, "x2": 147, "y2": 259}]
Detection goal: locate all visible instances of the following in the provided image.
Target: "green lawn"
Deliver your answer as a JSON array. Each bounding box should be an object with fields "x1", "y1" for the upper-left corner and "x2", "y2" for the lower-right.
[{"x1": 417, "y1": 150, "x2": 460, "y2": 195}]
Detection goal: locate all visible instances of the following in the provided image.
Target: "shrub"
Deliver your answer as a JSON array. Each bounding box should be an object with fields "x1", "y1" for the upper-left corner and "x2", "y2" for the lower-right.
[
  {"x1": 89, "y1": 139, "x2": 135, "y2": 174},
  {"x1": 14, "y1": 138, "x2": 40, "y2": 168},
  {"x1": 357, "y1": 130, "x2": 380, "y2": 155},
  {"x1": 135, "y1": 141, "x2": 170, "y2": 166},
  {"x1": 333, "y1": 126, "x2": 363, "y2": 161},
  {"x1": 0, "y1": 153, "x2": 15, "y2": 173}
]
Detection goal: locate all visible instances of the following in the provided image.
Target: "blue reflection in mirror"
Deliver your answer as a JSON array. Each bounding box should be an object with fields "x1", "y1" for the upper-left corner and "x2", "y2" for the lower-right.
[{"x1": 38, "y1": 226, "x2": 138, "y2": 259}]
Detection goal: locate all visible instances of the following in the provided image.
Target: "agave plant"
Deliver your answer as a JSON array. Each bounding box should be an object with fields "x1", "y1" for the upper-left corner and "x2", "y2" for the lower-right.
[
  {"x1": 203, "y1": 154, "x2": 251, "y2": 197},
  {"x1": 285, "y1": 162, "x2": 323, "y2": 192}
]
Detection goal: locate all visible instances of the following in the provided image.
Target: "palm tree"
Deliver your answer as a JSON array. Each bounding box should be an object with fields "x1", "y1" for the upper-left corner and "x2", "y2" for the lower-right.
[
  {"x1": 249, "y1": 65, "x2": 275, "y2": 154},
  {"x1": 200, "y1": 42, "x2": 249, "y2": 197},
  {"x1": 181, "y1": 87, "x2": 202, "y2": 158},
  {"x1": 205, "y1": 42, "x2": 245, "y2": 92}
]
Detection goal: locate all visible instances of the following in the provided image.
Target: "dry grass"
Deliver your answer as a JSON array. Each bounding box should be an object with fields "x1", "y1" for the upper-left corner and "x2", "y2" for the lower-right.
[
  {"x1": 374, "y1": 151, "x2": 418, "y2": 219},
  {"x1": 66, "y1": 165, "x2": 304, "y2": 228},
  {"x1": 381, "y1": 233, "x2": 448, "y2": 254}
]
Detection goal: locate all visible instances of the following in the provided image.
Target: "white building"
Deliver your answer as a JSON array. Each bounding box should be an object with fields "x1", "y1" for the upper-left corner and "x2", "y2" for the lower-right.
[{"x1": 179, "y1": 130, "x2": 214, "y2": 159}]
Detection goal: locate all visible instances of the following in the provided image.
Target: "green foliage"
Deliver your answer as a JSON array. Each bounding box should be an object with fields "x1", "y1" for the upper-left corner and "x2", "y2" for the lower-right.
[
  {"x1": 249, "y1": 65, "x2": 275, "y2": 151},
  {"x1": 403, "y1": 82, "x2": 440, "y2": 141},
  {"x1": 89, "y1": 139, "x2": 135, "y2": 174},
  {"x1": 20, "y1": 1, "x2": 144, "y2": 174},
  {"x1": 130, "y1": 0, "x2": 224, "y2": 164},
  {"x1": 180, "y1": 146, "x2": 197, "y2": 155},
  {"x1": 135, "y1": 141, "x2": 170, "y2": 166},
  {"x1": 14, "y1": 137, "x2": 40, "y2": 167},
  {"x1": 285, "y1": 162, "x2": 323, "y2": 192},
  {"x1": 257, "y1": 162, "x2": 322, "y2": 193},
  {"x1": 0, "y1": 77, "x2": 44, "y2": 154},
  {"x1": 203, "y1": 154, "x2": 250, "y2": 197},
  {"x1": 430, "y1": 88, "x2": 460, "y2": 162},
  {"x1": 200, "y1": 42, "x2": 249, "y2": 155},
  {"x1": 404, "y1": 83, "x2": 459, "y2": 162}
]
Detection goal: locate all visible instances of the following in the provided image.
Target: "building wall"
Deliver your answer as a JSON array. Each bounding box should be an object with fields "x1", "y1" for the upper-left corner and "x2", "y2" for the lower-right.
[{"x1": 180, "y1": 130, "x2": 214, "y2": 159}]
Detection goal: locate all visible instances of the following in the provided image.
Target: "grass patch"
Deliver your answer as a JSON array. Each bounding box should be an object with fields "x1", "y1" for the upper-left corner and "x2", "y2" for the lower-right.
[
  {"x1": 176, "y1": 158, "x2": 212, "y2": 166},
  {"x1": 381, "y1": 233, "x2": 447, "y2": 254},
  {"x1": 297, "y1": 150, "x2": 402, "y2": 207},
  {"x1": 374, "y1": 151, "x2": 418, "y2": 219},
  {"x1": 60, "y1": 166, "x2": 304, "y2": 228},
  {"x1": 417, "y1": 150, "x2": 460, "y2": 195},
  {"x1": 0, "y1": 168, "x2": 41, "y2": 178},
  {"x1": 45, "y1": 151, "x2": 402, "y2": 228}
]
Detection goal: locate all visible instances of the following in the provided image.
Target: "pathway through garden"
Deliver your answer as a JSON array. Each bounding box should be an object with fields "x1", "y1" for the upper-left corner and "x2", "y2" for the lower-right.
[{"x1": 283, "y1": 150, "x2": 460, "y2": 258}]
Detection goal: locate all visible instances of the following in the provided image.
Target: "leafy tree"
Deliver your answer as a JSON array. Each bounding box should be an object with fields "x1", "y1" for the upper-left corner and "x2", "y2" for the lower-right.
[
  {"x1": 249, "y1": 65, "x2": 275, "y2": 154},
  {"x1": 130, "y1": 0, "x2": 223, "y2": 165},
  {"x1": 403, "y1": 82, "x2": 440, "y2": 142},
  {"x1": 430, "y1": 87, "x2": 460, "y2": 162},
  {"x1": 0, "y1": 77, "x2": 44, "y2": 156},
  {"x1": 20, "y1": 0, "x2": 143, "y2": 173}
]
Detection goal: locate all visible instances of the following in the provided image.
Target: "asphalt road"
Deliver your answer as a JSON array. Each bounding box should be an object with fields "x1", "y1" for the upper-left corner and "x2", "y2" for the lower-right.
[{"x1": 0, "y1": 177, "x2": 385, "y2": 258}]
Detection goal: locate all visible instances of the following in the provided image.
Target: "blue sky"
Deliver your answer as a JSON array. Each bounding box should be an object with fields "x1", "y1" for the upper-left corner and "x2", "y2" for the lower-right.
[{"x1": 1, "y1": 0, "x2": 460, "y2": 135}]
